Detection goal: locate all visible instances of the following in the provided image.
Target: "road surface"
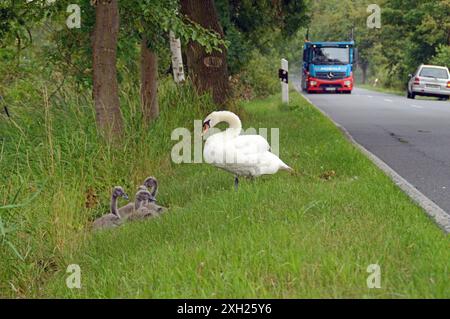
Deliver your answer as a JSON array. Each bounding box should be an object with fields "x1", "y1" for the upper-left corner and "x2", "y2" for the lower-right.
[{"x1": 294, "y1": 80, "x2": 450, "y2": 215}]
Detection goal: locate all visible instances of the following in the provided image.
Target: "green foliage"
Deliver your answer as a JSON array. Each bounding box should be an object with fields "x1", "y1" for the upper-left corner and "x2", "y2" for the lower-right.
[
  {"x1": 0, "y1": 1, "x2": 51, "y2": 47},
  {"x1": 308, "y1": 0, "x2": 450, "y2": 89},
  {"x1": 309, "y1": 0, "x2": 384, "y2": 82},
  {"x1": 380, "y1": 0, "x2": 450, "y2": 83},
  {"x1": 0, "y1": 0, "x2": 229, "y2": 93},
  {"x1": 213, "y1": 0, "x2": 309, "y2": 99},
  {"x1": 216, "y1": 0, "x2": 310, "y2": 74},
  {"x1": 223, "y1": 0, "x2": 309, "y2": 41},
  {"x1": 121, "y1": 0, "x2": 228, "y2": 54},
  {"x1": 231, "y1": 50, "x2": 280, "y2": 99},
  {"x1": 431, "y1": 45, "x2": 450, "y2": 67}
]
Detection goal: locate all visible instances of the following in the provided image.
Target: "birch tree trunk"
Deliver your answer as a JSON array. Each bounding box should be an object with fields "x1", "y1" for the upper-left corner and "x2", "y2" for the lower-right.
[
  {"x1": 140, "y1": 36, "x2": 159, "y2": 123},
  {"x1": 170, "y1": 31, "x2": 185, "y2": 83},
  {"x1": 92, "y1": 0, "x2": 123, "y2": 141}
]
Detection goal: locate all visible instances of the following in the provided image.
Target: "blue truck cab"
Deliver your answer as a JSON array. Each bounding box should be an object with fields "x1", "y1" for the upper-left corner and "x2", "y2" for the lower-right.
[{"x1": 301, "y1": 41, "x2": 355, "y2": 94}]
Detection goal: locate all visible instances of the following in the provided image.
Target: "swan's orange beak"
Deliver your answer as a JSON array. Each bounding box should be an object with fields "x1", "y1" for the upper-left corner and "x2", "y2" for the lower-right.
[{"x1": 201, "y1": 122, "x2": 210, "y2": 136}]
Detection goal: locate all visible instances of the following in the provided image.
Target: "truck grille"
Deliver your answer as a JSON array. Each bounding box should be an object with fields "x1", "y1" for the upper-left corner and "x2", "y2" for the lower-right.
[{"x1": 315, "y1": 72, "x2": 347, "y2": 80}]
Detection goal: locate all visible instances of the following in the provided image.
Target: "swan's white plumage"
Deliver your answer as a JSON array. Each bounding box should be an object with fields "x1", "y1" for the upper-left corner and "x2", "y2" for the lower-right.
[{"x1": 203, "y1": 111, "x2": 291, "y2": 177}]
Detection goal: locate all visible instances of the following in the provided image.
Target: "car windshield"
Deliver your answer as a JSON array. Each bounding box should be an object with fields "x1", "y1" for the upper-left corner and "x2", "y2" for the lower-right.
[
  {"x1": 419, "y1": 67, "x2": 448, "y2": 79},
  {"x1": 312, "y1": 47, "x2": 349, "y2": 65}
]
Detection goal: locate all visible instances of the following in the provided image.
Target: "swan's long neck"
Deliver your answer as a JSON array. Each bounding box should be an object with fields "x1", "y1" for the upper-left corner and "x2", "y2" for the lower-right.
[
  {"x1": 217, "y1": 111, "x2": 242, "y2": 134},
  {"x1": 111, "y1": 194, "x2": 120, "y2": 217}
]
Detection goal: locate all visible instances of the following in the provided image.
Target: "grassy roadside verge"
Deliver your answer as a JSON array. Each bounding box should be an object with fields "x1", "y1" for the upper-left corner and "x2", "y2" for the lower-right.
[
  {"x1": 37, "y1": 88, "x2": 449, "y2": 298},
  {"x1": 357, "y1": 84, "x2": 404, "y2": 96}
]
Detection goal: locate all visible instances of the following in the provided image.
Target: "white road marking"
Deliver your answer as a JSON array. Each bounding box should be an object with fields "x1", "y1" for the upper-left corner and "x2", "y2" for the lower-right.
[
  {"x1": 384, "y1": 99, "x2": 393, "y2": 102},
  {"x1": 410, "y1": 104, "x2": 423, "y2": 109},
  {"x1": 368, "y1": 95, "x2": 373, "y2": 98}
]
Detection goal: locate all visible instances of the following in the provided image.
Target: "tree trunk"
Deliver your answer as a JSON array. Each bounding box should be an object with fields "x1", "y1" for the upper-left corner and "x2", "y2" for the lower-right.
[
  {"x1": 180, "y1": 0, "x2": 230, "y2": 106},
  {"x1": 140, "y1": 36, "x2": 159, "y2": 123},
  {"x1": 170, "y1": 31, "x2": 186, "y2": 84},
  {"x1": 92, "y1": 0, "x2": 123, "y2": 141},
  {"x1": 361, "y1": 62, "x2": 368, "y2": 85}
]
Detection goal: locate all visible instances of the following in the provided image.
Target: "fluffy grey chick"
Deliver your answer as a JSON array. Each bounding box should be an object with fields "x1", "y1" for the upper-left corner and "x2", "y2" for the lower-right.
[
  {"x1": 119, "y1": 177, "x2": 165, "y2": 220},
  {"x1": 128, "y1": 189, "x2": 166, "y2": 221},
  {"x1": 136, "y1": 185, "x2": 151, "y2": 207},
  {"x1": 92, "y1": 186, "x2": 129, "y2": 230},
  {"x1": 118, "y1": 184, "x2": 152, "y2": 217}
]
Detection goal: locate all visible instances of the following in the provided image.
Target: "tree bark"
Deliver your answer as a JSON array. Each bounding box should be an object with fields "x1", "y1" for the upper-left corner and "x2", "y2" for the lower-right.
[
  {"x1": 180, "y1": 0, "x2": 230, "y2": 106},
  {"x1": 92, "y1": 0, "x2": 123, "y2": 141},
  {"x1": 140, "y1": 36, "x2": 159, "y2": 123},
  {"x1": 361, "y1": 62, "x2": 368, "y2": 85},
  {"x1": 361, "y1": 66, "x2": 367, "y2": 85}
]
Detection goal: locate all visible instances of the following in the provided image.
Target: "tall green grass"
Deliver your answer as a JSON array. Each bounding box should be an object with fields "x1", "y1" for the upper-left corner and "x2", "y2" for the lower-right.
[
  {"x1": 38, "y1": 91, "x2": 449, "y2": 298},
  {"x1": 0, "y1": 76, "x2": 219, "y2": 296},
  {"x1": 1, "y1": 78, "x2": 449, "y2": 298}
]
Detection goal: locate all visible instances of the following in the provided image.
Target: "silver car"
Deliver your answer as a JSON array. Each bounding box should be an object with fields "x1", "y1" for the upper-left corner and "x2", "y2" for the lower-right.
[{"x1": 407, "y1": 65, "x2": 450, "y2": 100}]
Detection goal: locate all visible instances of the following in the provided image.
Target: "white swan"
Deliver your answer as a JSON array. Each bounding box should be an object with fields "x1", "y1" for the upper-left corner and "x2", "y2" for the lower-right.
[{"x1": 202, "y1": 111, "x2": 292, "y2": 190}]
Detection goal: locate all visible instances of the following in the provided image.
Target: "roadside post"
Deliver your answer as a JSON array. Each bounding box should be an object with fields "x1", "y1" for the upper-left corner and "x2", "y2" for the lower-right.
[{"x1": 279, "y1": 59, "x2": 289, "y2": 104}]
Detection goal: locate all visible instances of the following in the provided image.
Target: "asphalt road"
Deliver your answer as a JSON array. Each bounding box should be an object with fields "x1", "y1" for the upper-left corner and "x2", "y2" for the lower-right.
[{"x1": 293, "y1": 79, "x2": 450, "y2": 215}]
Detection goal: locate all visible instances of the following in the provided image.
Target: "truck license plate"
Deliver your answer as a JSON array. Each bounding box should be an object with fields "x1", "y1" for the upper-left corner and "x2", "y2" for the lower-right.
[{"x1": 325, "y1": 87, "x2": 336, "y2": 91}]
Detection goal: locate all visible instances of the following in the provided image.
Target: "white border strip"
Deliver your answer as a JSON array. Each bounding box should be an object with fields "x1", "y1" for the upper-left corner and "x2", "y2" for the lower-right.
[{"x1": 300, "y1": 91, "x2": 450, "y2": 233}]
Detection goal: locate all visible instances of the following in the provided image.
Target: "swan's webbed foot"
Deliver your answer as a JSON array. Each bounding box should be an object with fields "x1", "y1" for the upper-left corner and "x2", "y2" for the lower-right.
[{"x1": 234, "y1": 176, "x2": 239, "y2": 191}]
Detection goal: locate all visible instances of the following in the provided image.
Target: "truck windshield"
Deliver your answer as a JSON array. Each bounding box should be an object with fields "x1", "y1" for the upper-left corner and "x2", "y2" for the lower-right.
[{"x1": 312, "y1": 47, "x2": 349, "y2": 65}]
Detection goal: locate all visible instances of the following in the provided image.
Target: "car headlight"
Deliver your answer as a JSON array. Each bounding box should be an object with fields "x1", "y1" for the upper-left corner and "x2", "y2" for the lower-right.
[
  {"x1": 310, "y1": 81, "x2": 317, "y2": 86},
  {"x1": 344, "y1": 80, "x2": 352, "y2": 86}
]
